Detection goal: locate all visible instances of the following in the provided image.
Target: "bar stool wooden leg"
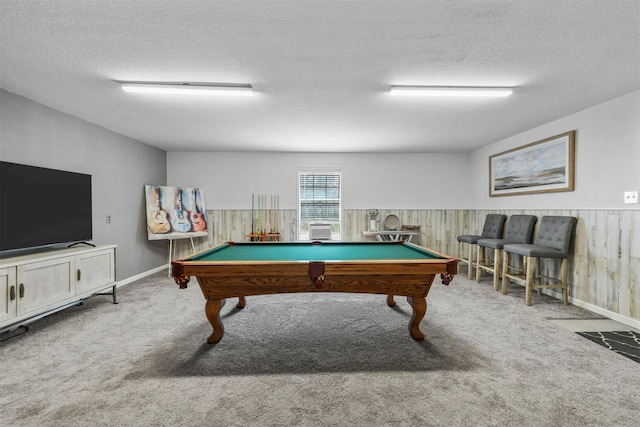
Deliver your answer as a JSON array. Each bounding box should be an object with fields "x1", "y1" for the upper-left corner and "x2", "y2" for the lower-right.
[
  {"x1": 561, "y1": 258, "x2": 569, "y2": 305},
  {"x1": 537, "y1": 258, "x2": 543, "y2": 295},
  {"x1": 525, "y1": 256, "x2": 535, "y2": 306},
  {"x1": 501, "y1": 251, "x2": 509, "y2": 295},
  {"x1": 467, "y1": 243, "x2": 474, "y2": 280},
  {"x1": 493, "y1": 249, "x2": 501, "y2": 291},
  {"x1": 475, "y1": 245, "x2": 482, "y2": 282}
]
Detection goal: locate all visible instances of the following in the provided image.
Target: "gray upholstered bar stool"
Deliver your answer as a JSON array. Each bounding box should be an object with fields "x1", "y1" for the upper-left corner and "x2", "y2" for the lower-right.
[
  {"x1": 456, "y1": 214, "x2": 506, "y2": 280},
  {"x1": 476, "y1": 215, "x2": 537, "y2": 291},
  {"x1": 501, "y1": 216, "x2": 577, "y2": 305}
]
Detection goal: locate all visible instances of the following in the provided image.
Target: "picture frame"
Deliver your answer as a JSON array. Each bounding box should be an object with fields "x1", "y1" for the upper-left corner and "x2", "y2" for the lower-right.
[{"x1": 489, "y1": 130, "x2": 575, "y2": 197}]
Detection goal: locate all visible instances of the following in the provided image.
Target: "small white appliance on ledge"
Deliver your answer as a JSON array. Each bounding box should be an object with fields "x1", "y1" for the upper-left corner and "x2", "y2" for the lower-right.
[{"x1": 309, "y1": 223, "x2": 332, "y2": 240}]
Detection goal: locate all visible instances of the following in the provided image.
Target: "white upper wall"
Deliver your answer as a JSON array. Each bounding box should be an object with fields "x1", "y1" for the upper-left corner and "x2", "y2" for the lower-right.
[
  {"x1": 167, "y1": 152, "x2": 470, "y2": 210},
  {"x1": 469, "y1": 90, "x2": 640, "y2": 210}
]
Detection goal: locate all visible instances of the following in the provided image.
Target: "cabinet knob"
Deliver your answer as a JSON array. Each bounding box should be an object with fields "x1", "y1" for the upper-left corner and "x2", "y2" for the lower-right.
[
  {"x1": 77, "y1": 269, "x2": 81, "y2": 281},
  {"x1": 19, "y1": 283, "x2": 25, "y2": 298},
  {"x1": 10, "y1": 285, "x2": 15, "y2": 301}
]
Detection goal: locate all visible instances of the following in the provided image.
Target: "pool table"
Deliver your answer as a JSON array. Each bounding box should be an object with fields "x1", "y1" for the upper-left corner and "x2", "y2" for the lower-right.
[{"x1": 172, "y1": 241, "x2": 457, "y2": 344}]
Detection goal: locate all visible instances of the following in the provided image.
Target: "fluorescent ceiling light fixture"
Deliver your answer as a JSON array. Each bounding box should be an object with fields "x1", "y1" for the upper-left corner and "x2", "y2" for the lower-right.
[
  {"x1": 389, "y1": 86, "x2": 513, "y2": 97},
  {"x1": 121, "y1": 82, "x2": 254, "y2": 96}
]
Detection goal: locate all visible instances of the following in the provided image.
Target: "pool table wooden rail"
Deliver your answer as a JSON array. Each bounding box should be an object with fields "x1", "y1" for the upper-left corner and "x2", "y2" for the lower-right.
[{"x1": 176, "y1": 258, "x2": 454, "y2": 284}]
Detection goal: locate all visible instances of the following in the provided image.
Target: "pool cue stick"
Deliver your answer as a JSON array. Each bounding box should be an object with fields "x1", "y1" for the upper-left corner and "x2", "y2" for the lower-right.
[
  {"x1": 265, "y1": 193, "x2": 268, "y2": 234},
  {"x1": 268, "y1": 194, "x2": 271, "y2": 233},
  {"x1": 259, "y1": 193, "x2": 262, "y2": 234},
  {"x1": 267, "y1": 195, "x2": 271, "y2": 233},
  {"x1": 251, "y1": 193, "x2": 254, "y2": 239},
  {"x1": 273, "y1": 194, "x2": 276, "y2": 234},
  {"x1": 269, "y1": 193, "x2": 271, "y2": 233},
  {"x1": 273, "y1": 194, "x2": 275, "y2": 233}
]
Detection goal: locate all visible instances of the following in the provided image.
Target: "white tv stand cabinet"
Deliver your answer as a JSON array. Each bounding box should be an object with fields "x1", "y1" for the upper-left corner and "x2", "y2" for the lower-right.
[{"x1": 0, "y1": 244, "x2": 116, "y2": 332}]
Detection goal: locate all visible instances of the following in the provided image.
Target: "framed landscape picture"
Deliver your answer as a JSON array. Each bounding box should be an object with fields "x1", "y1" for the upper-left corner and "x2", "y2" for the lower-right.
[{"x1": 489, "y1": 131, "x2": 575, "y2": 197}]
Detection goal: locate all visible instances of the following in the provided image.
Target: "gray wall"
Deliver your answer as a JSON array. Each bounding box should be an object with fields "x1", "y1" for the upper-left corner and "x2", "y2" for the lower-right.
[{"x1": 0, "y1": 89, "x2": 167, "y2": 280}]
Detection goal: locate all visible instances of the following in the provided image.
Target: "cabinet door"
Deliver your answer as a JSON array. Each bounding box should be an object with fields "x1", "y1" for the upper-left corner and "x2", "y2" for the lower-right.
[
  {"x1": 0, "y1": 267, "x2": 18, "y2": 323},
  {"x1": 17, "y1": 256, "x2": 75, "y2": 316},
  {"x1": 76, "y1": 248, "x2": 115, "y2": 295}
]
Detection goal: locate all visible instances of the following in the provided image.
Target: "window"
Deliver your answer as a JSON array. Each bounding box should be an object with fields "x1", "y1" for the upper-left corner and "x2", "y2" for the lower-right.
[{"x1": 298, "y1": 169, "x2": 342, "y2": 240}]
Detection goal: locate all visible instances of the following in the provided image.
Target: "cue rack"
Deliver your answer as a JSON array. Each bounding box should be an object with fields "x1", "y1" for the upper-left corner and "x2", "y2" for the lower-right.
[{"x1": 248, "y1": 193, "x2": 281, "y2": 241}]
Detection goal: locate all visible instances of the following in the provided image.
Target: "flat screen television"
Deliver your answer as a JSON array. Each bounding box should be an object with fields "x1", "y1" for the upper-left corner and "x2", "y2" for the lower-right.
[{"x1": 0, "y1": 161, "x2": 92, "y2": 254}]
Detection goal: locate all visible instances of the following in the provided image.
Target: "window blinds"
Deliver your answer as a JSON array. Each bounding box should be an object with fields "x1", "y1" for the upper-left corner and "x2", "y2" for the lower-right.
[{"x1": 299, "y1": 171, "x2": 341, "y2": 220}]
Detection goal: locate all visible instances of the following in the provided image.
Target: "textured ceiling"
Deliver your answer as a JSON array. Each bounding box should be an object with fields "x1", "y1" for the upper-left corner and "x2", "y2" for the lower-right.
[{"x1": 1, "y1": 0, "x2": 639, "y2": 153}]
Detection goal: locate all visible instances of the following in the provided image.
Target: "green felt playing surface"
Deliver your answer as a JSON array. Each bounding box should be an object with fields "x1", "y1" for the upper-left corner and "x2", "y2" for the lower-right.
[{"x1": 188, "y1": 242, "x2": 443, "y2": 262}]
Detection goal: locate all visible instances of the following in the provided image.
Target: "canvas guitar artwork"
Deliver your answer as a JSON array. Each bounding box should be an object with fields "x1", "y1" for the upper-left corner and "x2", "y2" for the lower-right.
[
  {"x1": 189, "y1": 189, "x2": 207, "y2": 232},
  {"x1": 148, "y1": 187, "x2": 171, "y2": 234},
  {"x1": 145, "y1": 185, "x2": 208, "y2": 240},
  {"x1": 171, "y1": 189, "x2": 192, "y2": 233}
]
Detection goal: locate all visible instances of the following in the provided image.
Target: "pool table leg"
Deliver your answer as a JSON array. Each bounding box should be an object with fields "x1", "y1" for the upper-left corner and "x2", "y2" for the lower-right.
[
  {"x1": 406, "y1": 296, "x2": 426, "y2": 341},
  {"x1": 236, "y1": 296, "x2": 246, "y2": 308},
  {"x1": 204, "y1": 299, "x2": 226, "y2": 344}
]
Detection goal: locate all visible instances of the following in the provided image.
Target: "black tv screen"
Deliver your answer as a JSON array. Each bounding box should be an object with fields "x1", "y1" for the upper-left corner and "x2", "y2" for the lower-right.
[{"x1": 0, "y1": 161, "x2": 92, "y2": 253}]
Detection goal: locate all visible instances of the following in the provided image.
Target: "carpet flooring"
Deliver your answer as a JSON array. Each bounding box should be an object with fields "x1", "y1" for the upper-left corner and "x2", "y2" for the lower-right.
[{"x1": 2, "y1": 270, "x2": 640, "y2": 426}]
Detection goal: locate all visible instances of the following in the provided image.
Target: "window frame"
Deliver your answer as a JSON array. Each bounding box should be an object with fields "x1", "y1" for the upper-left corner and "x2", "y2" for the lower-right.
[{"x1": 297, "y1": 167, "x2": 343, "y2": 241}]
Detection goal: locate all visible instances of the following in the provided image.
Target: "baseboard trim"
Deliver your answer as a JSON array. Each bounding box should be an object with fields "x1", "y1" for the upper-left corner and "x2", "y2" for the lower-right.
[
  {"x1": 569, "y1": 297, "x2": 640, "y2": 330},
  {"x1": 541, "y1": 288, "x2": 640, "y2": 330},
  {"x1": 117, "y1": 264, "x2": 169, "y2": 287}
]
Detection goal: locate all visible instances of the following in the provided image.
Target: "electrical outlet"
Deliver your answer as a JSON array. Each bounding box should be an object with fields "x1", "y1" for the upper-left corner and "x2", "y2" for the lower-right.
[
  {"x1": 624, "y1": 191, "x2": 639, "y2": 204},
  {"x1": 106, "y1": 214, "x2": 112, "y2": 223}
]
